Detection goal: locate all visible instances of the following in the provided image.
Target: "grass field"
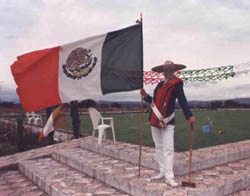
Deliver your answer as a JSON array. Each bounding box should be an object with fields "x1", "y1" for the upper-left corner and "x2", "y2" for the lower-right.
[{"x1": 64, "y1": 109, "x2": 250, "y2": 152}]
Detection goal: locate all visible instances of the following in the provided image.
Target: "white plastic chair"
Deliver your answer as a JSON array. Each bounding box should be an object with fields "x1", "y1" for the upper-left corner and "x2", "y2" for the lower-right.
[
  {"x1": 88, "y1": 107, "x2": 115, "y2": 144},
  {"x1": 26, "y1": 112, "x2": 43, "y2": 125}
]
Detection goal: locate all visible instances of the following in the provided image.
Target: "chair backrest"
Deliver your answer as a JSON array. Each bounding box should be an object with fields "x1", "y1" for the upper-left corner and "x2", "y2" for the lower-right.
[
  {"x1": 34, "y1": 113, "x2": 43, "y2": 125},
  {"x1": 26, "y1": 112, "x2": 36, "y2": 123},
  {"x1": 88, "y1": 107, "x2": 102, "y2": 129},
  {"x1": 26, "y1": 112, "x2": 42, "y2": 125},
  {"x1": 27, "y1": 112, "x2": 35, "y2": 118}
]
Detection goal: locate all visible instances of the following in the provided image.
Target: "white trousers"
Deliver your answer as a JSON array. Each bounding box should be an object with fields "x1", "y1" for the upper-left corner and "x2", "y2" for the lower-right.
[{"x1": 151, "y1": 125, "x2": 175, "y2": 179}]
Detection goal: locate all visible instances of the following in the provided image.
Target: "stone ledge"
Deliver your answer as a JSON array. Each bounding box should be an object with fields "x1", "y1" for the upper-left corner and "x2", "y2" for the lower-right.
[
  {"x1": 0, "y1": 169, "x2": 48, "y2": 196},
  {"x1": 0, "y1": 118, "x2": 86, "y2": 143},
  {"x1": 0, "y1": 135, "x2": 250, "y2": 195},
  {"x1": 0, "y1": 138, "x2": 80, "y2": 171},
  {"x1": 52, "y1": 147, "x2": 250, "y2": 196},
  {"x1": 19, "y1": 157, "x2": 129, "y2": 196},
  {"x1": 232, "y1": 187, "x2": 250, "y2": 196},
  {"x1": 80, "y1": 136, "x2": 250, "y2": 175}
]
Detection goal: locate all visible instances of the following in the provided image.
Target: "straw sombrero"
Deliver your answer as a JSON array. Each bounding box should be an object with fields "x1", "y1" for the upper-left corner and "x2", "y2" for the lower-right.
[{"x1": 151, "y1": 60, "x2": 186, "y2": 73}]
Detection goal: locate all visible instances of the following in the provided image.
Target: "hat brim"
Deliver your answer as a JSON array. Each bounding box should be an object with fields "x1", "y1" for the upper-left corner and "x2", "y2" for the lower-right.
[{"x1": 151, "y1": 64, "x2": 186, "y2": 73}]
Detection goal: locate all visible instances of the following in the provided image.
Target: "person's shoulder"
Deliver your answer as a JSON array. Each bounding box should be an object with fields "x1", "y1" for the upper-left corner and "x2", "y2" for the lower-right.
[
  {"x1": 175, "y1": 79, "x2": 184, "y2": 88},
  {"x1": 177, "y1": 80, "x2": 184, "y2": 85},
  {"x1": 156, "y1": 81, "x2": 164, "y2": 87}
]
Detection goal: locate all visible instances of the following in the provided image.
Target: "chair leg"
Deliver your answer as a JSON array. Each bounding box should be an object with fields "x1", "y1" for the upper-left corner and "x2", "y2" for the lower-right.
[
  {"x1": 110, "y1": 119, "x2": 116, "y2": 142},
  {"x1": 112, "y1": 127, "x2": 116, "y2": 142},
  {"x1": 92, "y1": 129, "x2": 96, "y2": 136},
  {"x1": 98, "y1": 127, "x2": 105, "y2": 144}
]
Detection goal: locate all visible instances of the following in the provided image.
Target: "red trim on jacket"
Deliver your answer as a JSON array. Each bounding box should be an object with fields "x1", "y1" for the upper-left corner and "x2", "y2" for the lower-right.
[{"x1": 150, "y1": 77, "x2": 182, "y2": 127}]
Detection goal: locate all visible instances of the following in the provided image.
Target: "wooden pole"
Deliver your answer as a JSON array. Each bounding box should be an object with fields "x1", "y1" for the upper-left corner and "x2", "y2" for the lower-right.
[
  {"x1": 181, "y1": 125, "x2": 196, "y2": 188},
  {"x1": 138, "y1": 12, "x2": 144, "y2": 177},
  {"x1": 138, "y1": 95, "x2": 144, "y2": 177},
  {"x1": 188, "y1": 126, "x2": 194, "y2": 182}
]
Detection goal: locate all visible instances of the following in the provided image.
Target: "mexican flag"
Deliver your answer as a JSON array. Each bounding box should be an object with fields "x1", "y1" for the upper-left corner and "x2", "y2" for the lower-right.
[{"x1": 11, "y1": 24, "x2": 143, "y2": 112}]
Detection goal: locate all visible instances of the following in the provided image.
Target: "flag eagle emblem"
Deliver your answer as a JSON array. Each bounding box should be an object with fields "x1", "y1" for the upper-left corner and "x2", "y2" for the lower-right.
[{"x1": 62, "y1": 47, "x2": 97, "y2": 79}]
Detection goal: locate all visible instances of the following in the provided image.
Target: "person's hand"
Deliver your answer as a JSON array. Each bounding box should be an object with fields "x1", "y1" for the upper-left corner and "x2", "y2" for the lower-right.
[
  {"x1": 159, "y1": 121, "x2": 166, "y2": 129},
  {"x1": 140, "y1": 88, "x2": 147, "y2": 97},
  {"x1": 189, "y1": 116, "x2": 195, "y2": 129}
]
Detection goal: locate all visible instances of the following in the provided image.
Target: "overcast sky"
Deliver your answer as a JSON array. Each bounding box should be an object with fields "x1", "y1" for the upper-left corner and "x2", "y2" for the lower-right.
[{"x1": 0, "y1": 0, "x2": 250, "y2": 102}]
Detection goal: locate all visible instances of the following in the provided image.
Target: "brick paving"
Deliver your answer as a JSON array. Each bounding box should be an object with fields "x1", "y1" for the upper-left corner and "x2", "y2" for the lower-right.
[
  {"x1": 232, "y1": 188, "x2": 250, "y2": 196},
  {"x1": 52, "y1": 146, "x2": 250, "y2": 196},
  {"x1": 19, "y1": 157, "x2": 128, "y2": 196},
  {"x1": 1, "y1": 118, "x2": 250, "y2": 195},
  {"x1": 0, "y1": 136, "x2": 250, "y2": 195},
  {"x1": 0, "y1": 170, "x2": 47, "y2": 196},
  {"x1": 80, "y1": 136, "x2": 250, "y2": 175},
  {"x1": 0, "y1": 138, "x2": 80, "y2": 170}
]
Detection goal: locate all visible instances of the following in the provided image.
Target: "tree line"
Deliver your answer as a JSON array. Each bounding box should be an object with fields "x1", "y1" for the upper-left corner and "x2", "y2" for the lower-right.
[{"x1": 1, "y1": 99, "x2": 250, "y2": 111}]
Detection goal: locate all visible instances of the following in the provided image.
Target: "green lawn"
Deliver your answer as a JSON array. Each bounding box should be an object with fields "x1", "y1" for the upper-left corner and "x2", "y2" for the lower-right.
[{"x1": 65, "y1": 109, "x2": 250, "y2": 152}]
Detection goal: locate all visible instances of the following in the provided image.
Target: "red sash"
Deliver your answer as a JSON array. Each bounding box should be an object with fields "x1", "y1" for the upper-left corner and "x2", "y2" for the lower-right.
[{"x1": 150, "y1": 78, "x2": 182, "y2": 127}]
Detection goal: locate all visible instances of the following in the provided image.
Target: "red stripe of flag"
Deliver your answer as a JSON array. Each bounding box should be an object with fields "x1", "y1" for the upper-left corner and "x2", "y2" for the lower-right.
[{"x1": 11, "y1": 47, "x2": 61, "y2": 112}]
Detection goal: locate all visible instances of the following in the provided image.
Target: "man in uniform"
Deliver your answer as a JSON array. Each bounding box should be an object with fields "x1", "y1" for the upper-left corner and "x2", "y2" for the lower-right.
[{"x1": 140, "y1": 60, "x2": 195, "y2": 187}]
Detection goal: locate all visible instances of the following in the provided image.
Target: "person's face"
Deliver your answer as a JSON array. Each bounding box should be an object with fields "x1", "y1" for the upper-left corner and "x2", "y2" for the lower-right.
[{"x1": 163, "y1": 71, "x2": 175, "y2": 79}]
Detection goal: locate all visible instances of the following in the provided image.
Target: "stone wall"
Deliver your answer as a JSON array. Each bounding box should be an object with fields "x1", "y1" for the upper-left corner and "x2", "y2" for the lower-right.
[{"x1": 0, "y1": 118, "x2": 86, "y2": 145}]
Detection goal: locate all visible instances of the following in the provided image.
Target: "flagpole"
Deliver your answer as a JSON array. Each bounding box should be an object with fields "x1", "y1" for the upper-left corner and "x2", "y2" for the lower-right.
[
  {"x1": 138, "y1": 12, "x2": 143, "y2": 177},
  {"x1": 138, "y1": 94, "x2": 144, "y2": 177}
]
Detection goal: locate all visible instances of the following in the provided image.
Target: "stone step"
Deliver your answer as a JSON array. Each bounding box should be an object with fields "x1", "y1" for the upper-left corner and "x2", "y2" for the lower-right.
[
  {"x1": 19, "y1": 156, "x2": 129, "y2": 196},
  {"x1": 0, "y1": 169, "x2": 48, "y2": 196},
  {"x1": 80, "y1": 136, "x2": 250, "y2": 175},
  {"x1": 231, "y1": 187, "x2": 250, "y2": 196},
  {"x1": 52, "y1": 146, "x2": 250, "y2": 196}
]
